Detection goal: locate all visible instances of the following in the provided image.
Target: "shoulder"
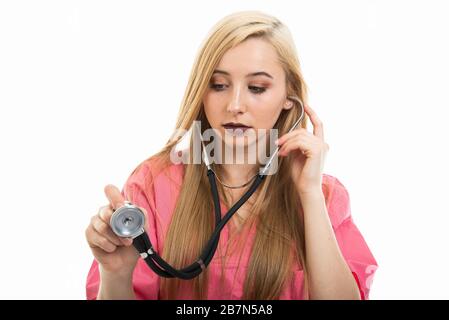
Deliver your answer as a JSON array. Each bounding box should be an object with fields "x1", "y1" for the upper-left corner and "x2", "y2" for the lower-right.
[
  {"x1": 123, "y1": 155, "x2": 185, "y2": 201},
  {"x1": 321, "y1": 173, "x2": 352, "y2": 229}
]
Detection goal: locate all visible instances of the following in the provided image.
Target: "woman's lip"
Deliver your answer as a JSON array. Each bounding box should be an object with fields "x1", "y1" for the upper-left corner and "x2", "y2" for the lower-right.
[
  {"x1": 222, "y1": 126, "x2": 251, "y2": 132},
  {"x1": 222, "y1": 125, "x2": 251, "y2": 129}
]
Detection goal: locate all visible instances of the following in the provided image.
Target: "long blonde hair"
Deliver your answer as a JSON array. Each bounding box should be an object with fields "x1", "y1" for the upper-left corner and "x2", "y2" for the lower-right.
[{"x1": 133, "y1": 10, "x2": 310, "y2": 299}]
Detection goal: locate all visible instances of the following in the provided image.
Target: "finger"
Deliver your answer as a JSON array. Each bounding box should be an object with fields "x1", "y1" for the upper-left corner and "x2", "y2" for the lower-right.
[
  {"x1": 96, "y1": 207, "x2": 134, "y2": 246},
  {"x1": 91, "y1": 215, "x2": 125, "y2": 246},
  {"x1": 304, "y1": 104, "x2": 324, "y2": 139},
  {"x1": 98, "y1": 205, "x2": 114, "y2": 225},
  {"x1": 86, "y1": 226, "x2": 117, "y2": 253},
  {"x1": 275, "y1": 128, "x2": 309, "y2": 146},
  {"x1": 104, "y1": 184, "x2": 125, "y2": 210},
  {"x1": 279, "y1": 137, "x2": 308, "y2": 156}
]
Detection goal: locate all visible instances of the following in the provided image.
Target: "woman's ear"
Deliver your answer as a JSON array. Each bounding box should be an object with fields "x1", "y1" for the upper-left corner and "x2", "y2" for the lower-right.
[{"x1": 283, "y1": 98, "x2": 294, "y2": 110}]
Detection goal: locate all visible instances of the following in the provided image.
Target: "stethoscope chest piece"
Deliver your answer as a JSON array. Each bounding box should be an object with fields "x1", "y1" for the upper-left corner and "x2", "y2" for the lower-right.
[{"x1": 110, "y1": 201, "x2": 145, "y2": 239}]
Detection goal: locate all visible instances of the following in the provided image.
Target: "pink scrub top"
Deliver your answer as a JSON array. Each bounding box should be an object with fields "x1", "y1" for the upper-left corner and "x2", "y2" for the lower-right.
[{"x1": 86, "y1": 159, "x2": 378, "y2": 300}]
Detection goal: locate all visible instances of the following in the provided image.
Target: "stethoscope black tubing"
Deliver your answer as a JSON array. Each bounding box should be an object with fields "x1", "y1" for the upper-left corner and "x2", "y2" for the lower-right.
[{"x1": 132, "y1": 169, "x2": 265, "y2": 279}]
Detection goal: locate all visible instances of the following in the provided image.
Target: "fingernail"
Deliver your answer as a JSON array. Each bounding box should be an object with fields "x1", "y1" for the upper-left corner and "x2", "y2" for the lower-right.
[{"x1": 275, "y1": 139, "x2": 279, "y2": 145}]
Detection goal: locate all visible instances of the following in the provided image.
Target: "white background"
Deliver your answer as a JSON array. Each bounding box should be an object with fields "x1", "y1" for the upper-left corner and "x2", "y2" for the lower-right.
[{"x1": 1, "y1": 0, "x2": 448, "y2": 299}]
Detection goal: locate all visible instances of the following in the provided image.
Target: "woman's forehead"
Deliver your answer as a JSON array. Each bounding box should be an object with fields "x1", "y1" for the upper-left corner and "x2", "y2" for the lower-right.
[{"x1": 215, "y1": 38, "x2": 284, "y2": 79}]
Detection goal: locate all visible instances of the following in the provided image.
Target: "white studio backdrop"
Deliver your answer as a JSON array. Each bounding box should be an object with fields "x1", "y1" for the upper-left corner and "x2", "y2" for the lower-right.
[{"x1": 0, "y1": 0, "x2": 448, "y2": 299}]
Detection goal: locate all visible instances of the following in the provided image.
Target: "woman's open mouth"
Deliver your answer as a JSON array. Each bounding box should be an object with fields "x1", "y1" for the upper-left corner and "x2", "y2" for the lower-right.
[{"x1": 222, "y1": 122, "x2": 252, "y2": 135}]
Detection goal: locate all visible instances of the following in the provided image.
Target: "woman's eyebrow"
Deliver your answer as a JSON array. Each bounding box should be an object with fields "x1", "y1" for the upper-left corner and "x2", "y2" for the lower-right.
[{"x1": 213, "y1": 69, "x2": 273, "y2": 79}]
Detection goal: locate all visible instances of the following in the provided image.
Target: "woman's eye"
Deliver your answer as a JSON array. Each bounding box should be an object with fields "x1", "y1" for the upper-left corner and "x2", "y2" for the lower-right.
[
  {"x1": 249, "y1": 86, "x2": 266, "y2": 94},
  {"x1": 210, "y1": 83, "x2": 266, "y2": 94},
  {"x1": 210, "y1": 83, "x2": 227, "y2": 91}
]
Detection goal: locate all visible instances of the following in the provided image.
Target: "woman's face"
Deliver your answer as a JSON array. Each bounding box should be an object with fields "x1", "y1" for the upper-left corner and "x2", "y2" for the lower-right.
[{"x1": 202, "y1": 37, "x2": 293, "y2": 151}]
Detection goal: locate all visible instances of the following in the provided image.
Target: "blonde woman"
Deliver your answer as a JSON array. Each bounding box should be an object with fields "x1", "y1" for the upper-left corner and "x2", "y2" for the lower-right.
[{"x1": 85, "y1": 11, "x2": 377, "y2": 300}]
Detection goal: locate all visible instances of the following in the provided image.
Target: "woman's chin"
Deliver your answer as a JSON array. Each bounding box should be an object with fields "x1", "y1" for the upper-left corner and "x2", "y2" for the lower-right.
[
  {"x1": 222, "y1": 135, "x2": 257, "y2": 148},
  {"x1": 220, "y1": 128, "x2": 258, "y2": 146}
]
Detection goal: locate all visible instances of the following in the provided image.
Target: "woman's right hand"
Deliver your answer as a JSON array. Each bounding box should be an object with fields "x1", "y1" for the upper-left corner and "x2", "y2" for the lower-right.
[{"x1": 85, "y1": 184, "x2": 147, "y2": 276}]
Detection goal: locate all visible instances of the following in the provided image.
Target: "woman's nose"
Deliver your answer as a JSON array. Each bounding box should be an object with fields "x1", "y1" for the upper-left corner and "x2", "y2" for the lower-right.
[{"x1": 226, "y1": 86, "x2": 247, "y2": 114}]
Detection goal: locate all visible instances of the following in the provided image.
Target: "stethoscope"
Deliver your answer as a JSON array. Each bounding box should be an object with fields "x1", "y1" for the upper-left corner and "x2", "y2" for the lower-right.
[{"x1": 110, "y1": 96, "x2": 304, "y2": 279}]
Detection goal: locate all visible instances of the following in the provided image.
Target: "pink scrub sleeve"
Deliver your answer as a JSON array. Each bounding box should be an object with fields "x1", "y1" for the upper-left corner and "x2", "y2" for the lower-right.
[
  {"x1": 325, "y1": 176, "x2": 378, "y2": 300},
  {"x1": 86, "y1": 163, "x2": 161, "y2": 300}
]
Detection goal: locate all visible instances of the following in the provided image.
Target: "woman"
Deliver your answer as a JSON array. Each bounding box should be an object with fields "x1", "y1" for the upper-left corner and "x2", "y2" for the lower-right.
[{"x1": 85, "y1": 10, "x2": 378, "y2": 300}]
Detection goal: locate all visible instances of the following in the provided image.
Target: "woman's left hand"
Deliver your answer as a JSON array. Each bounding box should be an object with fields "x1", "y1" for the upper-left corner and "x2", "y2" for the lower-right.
[{"x1": 275, "y1": 103, "x2": 329, "y2": 195}]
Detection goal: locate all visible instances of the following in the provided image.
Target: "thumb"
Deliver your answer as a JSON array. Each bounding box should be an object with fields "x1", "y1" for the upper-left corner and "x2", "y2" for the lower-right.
[{"x1": 104, "y1": 184, "x2": 125, "y2": 210}]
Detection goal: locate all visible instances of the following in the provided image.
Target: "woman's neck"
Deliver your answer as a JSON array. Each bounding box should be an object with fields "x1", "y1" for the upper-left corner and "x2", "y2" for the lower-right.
[
  {"x1": 216, "y1": 141, "x2": 261, "y2": 185},
  {"x1": 219, "y1": 163, "x2": 259, "y2": 187}
]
